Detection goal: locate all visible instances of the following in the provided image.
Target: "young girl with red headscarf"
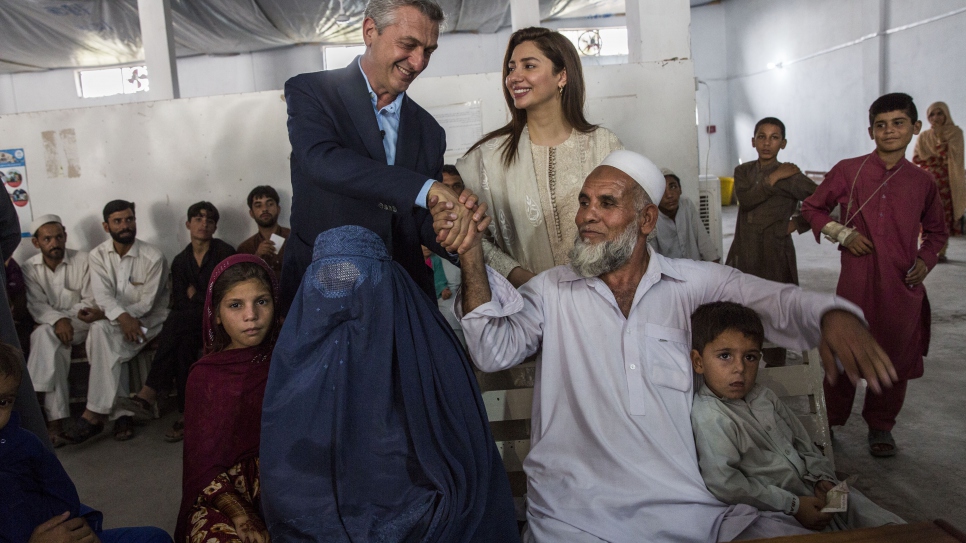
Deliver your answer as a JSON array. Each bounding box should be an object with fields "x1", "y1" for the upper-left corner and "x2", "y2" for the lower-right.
[{"x1": 175, "y1": 255, "x2": 280, "y2": 543}]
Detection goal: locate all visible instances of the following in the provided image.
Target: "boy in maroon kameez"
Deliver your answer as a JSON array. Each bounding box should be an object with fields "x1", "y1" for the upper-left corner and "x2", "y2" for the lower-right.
[{"x1": 801, "y1": 93, "x2": 948, "y2": 457}]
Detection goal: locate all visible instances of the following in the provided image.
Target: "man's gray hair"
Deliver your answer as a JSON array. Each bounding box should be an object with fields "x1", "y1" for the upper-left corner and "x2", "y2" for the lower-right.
[
  {"x1": 632, "y1": 183, "x2": 653, "y2": 213},
  {"x1": 365, "y1": 0, "x2": 445, "y2": 32}
]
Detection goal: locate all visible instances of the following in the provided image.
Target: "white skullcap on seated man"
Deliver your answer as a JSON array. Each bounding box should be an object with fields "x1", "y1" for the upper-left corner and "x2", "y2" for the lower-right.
[
  {"x1": 23, "y1": 212, "x2": 103, "y2": 445},
  {"x1": 452, "y1": 149, "x2": 896, "y2": 542},
  {"x1": 598, "y1": 149, "x2": 667, "y2": 202}
]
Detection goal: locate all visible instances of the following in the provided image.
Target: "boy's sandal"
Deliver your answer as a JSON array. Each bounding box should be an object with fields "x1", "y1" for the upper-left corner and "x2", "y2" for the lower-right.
[
  {"x1": 116, "y1": 395, "x2": 157, "y2": 421},
  {"x1": 165, "y1": 418, "x2": 185, "y2": 443},
  {"x1": 61, "y1": 417, "x2": 105, "y2": 445},
  {"x1": 868, "y1": 429, "x2": 897, "y2": 457},
  {"x1": 113, "y1": 416, "x2": 135, "y2": 441}
]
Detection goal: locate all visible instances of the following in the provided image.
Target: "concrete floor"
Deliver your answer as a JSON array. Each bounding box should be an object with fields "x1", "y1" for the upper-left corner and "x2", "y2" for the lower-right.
[{"x1": 55, "y1": 205, "x2": 966, "y2": 535}]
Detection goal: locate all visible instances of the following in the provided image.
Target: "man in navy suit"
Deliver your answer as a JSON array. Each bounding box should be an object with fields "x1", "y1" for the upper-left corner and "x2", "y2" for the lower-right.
[{"x1": 281, "y1": 0, "x2": 486, "y2": 310}]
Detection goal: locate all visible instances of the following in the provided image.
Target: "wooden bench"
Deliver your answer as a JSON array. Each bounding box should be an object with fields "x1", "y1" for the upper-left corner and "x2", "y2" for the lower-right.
[
  {"x1": 757, "y1": 348, "x2": 834, "y2": 465},
  {"x1": 743, "y1": 519, "x2": 966, "y2": 542},
  {"x1": 476, "y1": 360, "x2": 536, "y2": 527},
  {"x1": 476, "y1": 348, "x2": 835, "y2": 535}
]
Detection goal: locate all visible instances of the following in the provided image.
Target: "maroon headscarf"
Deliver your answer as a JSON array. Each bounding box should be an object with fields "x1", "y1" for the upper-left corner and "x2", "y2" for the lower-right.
[{"x1": 175, "y1": 254, "x2": 280, "y2": 541}]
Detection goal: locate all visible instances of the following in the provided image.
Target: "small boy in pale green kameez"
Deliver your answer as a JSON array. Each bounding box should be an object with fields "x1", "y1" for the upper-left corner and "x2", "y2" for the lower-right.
[{"x1": 688, "y1": 302, "x2": 905, "y2": 532}]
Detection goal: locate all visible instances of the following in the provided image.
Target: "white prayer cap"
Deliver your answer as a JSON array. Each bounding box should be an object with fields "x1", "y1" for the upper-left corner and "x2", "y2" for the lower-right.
[
  {"x1": 598, "y1": 150, "x2": 666, "y2": 204},
  {"x1": 30, "y1": 214, "x2": 62, "y2": 236}
]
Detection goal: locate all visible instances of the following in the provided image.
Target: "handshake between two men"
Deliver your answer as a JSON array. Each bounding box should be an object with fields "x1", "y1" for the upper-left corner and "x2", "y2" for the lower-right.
[{"x1": 426, "y1": 180, "x2": 491, "y2": 254}]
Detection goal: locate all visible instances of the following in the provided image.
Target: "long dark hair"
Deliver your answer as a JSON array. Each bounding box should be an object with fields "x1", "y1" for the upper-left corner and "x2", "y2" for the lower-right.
[
  {"x1": 210, "y1": 262, "x2": 275, "y2": 352},
  {"x1": 467, "y1": 27, "x2": 598, "y2": 167}
]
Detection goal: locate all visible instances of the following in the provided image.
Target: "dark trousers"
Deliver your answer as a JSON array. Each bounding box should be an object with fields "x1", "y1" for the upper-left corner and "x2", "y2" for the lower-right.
[
  {"x1": 144, "y1": 309, "x2": 203, "y2": 413},
  {"x1": 825, "y1": 376, "x2": 909, "y2": 432}
]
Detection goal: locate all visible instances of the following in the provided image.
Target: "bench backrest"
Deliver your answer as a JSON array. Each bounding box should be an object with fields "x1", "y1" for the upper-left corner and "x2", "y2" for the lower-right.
[{"x1": 757, "y1": 349, "x2": 835, "y2": 466}]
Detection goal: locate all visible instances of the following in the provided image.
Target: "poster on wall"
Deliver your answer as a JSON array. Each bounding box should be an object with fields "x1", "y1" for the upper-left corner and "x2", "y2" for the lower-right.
[
  {"x1": 0, "y1": 148, "x2": 33, "y2": 236},
  {"x1": 428, "y1": 101, "x2": 483, "y2": 164}
]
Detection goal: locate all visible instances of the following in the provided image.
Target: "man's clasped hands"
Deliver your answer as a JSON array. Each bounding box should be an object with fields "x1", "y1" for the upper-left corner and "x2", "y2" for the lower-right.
[{"x1": 427, "y1": 180, "x2": 490, "y2": 254}]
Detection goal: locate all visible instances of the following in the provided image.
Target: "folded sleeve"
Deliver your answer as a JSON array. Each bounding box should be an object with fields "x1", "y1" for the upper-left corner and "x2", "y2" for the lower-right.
[
  {"x1": 801, "y1": 165, "x2": 847, "y2": 242},
  {"x1": 457, "y1": 265, "x2": 545, "y2": 372}
]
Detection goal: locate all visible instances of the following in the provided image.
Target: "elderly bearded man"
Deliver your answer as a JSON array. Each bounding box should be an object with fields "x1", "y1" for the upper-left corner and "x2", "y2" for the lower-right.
[{"x1": 450, "y1": 150, "x2": 897, "y2": 542}]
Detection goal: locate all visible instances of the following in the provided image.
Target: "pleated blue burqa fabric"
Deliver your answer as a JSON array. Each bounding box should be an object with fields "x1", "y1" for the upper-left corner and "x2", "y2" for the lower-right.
[{"x1": 260, "y1": 225, "x2": 519, "y2": 542}]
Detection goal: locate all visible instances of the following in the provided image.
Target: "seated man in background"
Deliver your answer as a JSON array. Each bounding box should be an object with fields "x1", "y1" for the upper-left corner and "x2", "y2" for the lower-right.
[
  {"x1": 650, "y1": 167, "x2": 719, "y2": 262},
  {"x1": 237, "y1": 185, "x2": 289, "y2": 279},
  {"x1": 62, "y1": 200, "x2": 170, "y2": 444},
  {"x1": 453, "y1": 150, "x2": 896, "y2": 542},
  {"x1": 23, "y1": 215, "x2": 103, "y2": 447},
  {"x1": 121, "y1": 202, "x2": 234, "y2": 442},
  {"x1": 0, "y1": 341, "x2": 172, "y2": 543}
]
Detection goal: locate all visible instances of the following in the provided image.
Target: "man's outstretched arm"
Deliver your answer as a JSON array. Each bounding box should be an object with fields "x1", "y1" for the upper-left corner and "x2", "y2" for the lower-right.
[
  {"x1": 452, "y1": 225, "x2": 544, "y2": 373},
  {"x1": 460, "y1": 242, "x2": 491, "y2": 315}
]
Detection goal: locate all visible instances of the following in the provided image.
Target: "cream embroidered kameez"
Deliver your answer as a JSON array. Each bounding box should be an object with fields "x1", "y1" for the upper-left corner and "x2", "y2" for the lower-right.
[{"x1": 457, "y1": 126, "x2": 623, "y2": 277}]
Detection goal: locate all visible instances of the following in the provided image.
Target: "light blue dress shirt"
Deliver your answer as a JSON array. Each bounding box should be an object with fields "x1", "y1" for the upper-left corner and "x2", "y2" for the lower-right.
[{"x1": 358, "y1": 59, "x2": 435, "y2": 209}]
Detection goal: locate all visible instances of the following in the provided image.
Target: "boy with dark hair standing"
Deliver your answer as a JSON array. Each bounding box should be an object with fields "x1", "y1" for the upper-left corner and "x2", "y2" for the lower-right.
[
  {"x1": 689, "y1": 302, "x2": 904, "y2": 532},
  {"x1": 120, "y1": 202, "x2": 234, "y2": 442},
  {"x1": 237, "y1": 185, "x2": 289, "y2": 278},
  {"x1": 802, "y1": 93, "x2": 948, "y2": 457},
  {"x1": 727, "y1": 117, "x2": 817, "y2": 368},
  {"x1": 727, "y1": 117, "x2": 816, "y2": 286}
]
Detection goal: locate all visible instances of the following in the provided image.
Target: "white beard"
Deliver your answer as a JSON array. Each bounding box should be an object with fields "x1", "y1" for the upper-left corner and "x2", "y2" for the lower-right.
[{"x1": 568, "y1": 220, "x2": 639, "y2": 278}]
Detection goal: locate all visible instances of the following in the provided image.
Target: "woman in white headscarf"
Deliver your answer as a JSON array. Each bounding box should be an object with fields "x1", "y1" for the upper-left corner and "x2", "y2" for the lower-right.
[
  {"x1": 457, "y1": 27, "x2": 623, "y2": 287},
  {"x1": 914, "y1": 102, "x2": 965, "y2": 260}
]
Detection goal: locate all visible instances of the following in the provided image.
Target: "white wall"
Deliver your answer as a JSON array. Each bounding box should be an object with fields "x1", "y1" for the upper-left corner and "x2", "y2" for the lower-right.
[
  {"x1": 0, "y1": 91, "x2": 292, "y2": 264},
  {"x1": 691, "y1": 2, "x2": 732, "y2": 178},
  {"x1": 691, "y1": 0, "x2": 966, "y2": 174}
]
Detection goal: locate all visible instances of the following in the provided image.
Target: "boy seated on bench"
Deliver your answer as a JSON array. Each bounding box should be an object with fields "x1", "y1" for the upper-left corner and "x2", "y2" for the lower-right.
[{"x1": 689, "y1": 301, "x2": 905, "y2": 532}]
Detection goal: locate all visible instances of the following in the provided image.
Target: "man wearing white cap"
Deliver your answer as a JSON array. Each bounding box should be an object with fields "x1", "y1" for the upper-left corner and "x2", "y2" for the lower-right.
[
  {"x1": 452, "y1": 150, "x2": 897, "y2": 541},
  {"x1": 23, "y1": 215, "x2": 103, "y2": 446}
]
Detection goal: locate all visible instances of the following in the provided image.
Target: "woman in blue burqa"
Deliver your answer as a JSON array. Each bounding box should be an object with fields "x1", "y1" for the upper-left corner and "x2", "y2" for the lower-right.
[{"x1": 260, "y1": 225, "x2": 519, "y2": 542}]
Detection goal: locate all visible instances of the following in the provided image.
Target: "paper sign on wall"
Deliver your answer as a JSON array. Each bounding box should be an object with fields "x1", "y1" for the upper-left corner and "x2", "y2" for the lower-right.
[
  {"x1": 0, "y1": 148, "x2": 34, "y2": 236},
  {"x1": 428, "y1": 101, "x2": 483, "y2": 164}
]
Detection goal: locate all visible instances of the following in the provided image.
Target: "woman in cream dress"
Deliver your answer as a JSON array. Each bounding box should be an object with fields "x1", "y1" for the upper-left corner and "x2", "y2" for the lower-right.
[{"x1": 457, "y1": 27, "x2": 623, "y2": 287}]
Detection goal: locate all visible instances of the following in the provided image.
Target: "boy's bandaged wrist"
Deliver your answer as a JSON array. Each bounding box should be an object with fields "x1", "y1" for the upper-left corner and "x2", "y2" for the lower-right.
[{"x1": 821, "y1": 221, "x2": 859, "y2": 245}]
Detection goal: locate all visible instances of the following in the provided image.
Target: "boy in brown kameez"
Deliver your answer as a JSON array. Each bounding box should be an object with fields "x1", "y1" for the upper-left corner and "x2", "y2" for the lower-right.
[
  {"x1": 726, "y1": 118, "x2": 816, "y2": 366},
  {"x1": 727, "y1": 117, "x2": 816, "y2": 285}
]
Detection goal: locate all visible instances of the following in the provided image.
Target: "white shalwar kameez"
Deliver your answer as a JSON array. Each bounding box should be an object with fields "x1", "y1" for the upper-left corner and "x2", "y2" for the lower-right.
[
  {"x1": 87, "y1": 239, "x2": 169, "y2": 418},
  {"x1": 24, "y1": 249, "x2": 94, "y2": 421},
  {"x1": 460, "y1": 249, "x2": 861, "y2": 542},
  {"x1": 651, "y1": 197, "x2": 720, "y2": 262}
]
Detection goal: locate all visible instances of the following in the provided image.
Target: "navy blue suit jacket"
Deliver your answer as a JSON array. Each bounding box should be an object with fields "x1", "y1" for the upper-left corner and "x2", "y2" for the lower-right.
[{"x1": 281, "y1": 60, "x2": 448, "y2": 310}]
